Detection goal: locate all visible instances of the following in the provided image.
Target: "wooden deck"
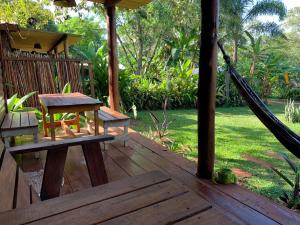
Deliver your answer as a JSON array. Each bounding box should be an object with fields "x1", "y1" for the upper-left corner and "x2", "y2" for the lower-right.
[{"x1": 19, "y1": 128, "x2": 300, "y2": 225}]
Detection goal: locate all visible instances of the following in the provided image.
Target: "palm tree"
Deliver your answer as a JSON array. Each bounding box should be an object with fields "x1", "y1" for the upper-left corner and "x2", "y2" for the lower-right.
[{"x1": 220, "y1": 0, "x2": 286, "y2": 64}]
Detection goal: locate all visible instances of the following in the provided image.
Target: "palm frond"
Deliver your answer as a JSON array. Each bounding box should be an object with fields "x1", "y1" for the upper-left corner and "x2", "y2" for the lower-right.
[{"x1": 245, "y1": 0, "x2": 287, "y2": 21}]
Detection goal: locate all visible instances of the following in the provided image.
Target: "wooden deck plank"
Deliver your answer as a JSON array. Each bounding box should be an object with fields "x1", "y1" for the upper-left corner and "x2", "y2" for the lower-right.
[
  {"x1": 99, "y1": 192, "x2": 212, "y2": 225},
  {"x1": 128, "y1": 132, "x2": 300, "y2": 225},
  {"x1": 11, "y1": 129, "x2": 298, "y2": 225},
  {"x1": 106, "y1": 144, "x2": 146, "y2": 176},
  {"x1": 0, "y1": 171, "x2": 171, "y2": 225},
  {"x1": 63, "y1": 145, "x2": 92, "y2": 192},
  {"x1": 116, "y1": 139, "x2": 279, "y2": 225},
  {"x1": 28, "y1": 180, "x2": 190, "y2": 225},
  {"x1": 174, "y1": 208, "x2": 237, "y2": 225}
]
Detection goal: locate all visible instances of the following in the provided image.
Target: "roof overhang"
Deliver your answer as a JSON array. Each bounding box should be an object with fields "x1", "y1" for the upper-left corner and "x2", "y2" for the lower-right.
[
  {"x1": 0, "y1": 23, "x2": 81, "y2": 54},
  {"x1": 88, "y1": 0, "x2": 152, "y2": 9}
]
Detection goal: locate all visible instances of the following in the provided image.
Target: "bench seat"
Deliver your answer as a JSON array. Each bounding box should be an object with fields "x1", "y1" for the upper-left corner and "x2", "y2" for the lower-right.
[
  {"x1": 1, "y1": 112, "x2": 38, "y2": 147},
  {"x1": 86, "y1": 106, "x2": 130, "y2": 144}
]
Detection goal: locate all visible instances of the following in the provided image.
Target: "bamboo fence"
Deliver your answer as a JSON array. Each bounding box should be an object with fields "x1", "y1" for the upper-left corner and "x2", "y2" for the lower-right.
[{"x1": 1, "y1": 51, "x2": 85, "y2": 107}]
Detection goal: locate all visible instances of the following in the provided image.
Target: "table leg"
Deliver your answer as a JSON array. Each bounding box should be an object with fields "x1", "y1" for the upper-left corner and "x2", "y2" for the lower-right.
[
  {"x1": 94, "y1": 110, "x2": 99, "y2": 135},
  {"x1": 41, "y1": 105, "x2": 48, "y2": 137},
  {"x1": 82, "y1": 142, "x2": 108, "y2": 186},
  {"x1": 50, "y1": 113, "x2": 55, "y2": 141},
  {"x1": 76, "y1": 112, "x2": 80, "y2": 133},
  {"x1": 40, "y1": 147, "x2": 68, "y2": 200}
]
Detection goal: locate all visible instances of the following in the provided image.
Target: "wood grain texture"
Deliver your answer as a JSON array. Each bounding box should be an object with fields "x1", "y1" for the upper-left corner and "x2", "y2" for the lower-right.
[
  {"x1": 82, "y1": 142, "x2": 108, "y2": 186},
  {"x1": 40, "y1": 146, "x2": 68, "y2": 200},
  {"x1": 8, "y1": 135, "x2": 114, "y2": 155},
  {"x1": 0, "y1": 150, "x2": 17, "y2": 212},
  {"x1": 0, "y1": 171, "x2": 170, "y2": 224}
]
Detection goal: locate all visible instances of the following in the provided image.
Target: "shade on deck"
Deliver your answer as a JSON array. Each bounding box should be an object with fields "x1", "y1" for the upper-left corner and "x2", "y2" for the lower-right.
[{"x1": 89, "y1": 0, "x2": 152, "y2": 9}]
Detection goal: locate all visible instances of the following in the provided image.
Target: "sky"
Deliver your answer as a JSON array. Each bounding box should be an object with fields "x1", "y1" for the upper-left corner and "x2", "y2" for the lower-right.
[{"x1": 283, "y1": 0, "x2": 300, "y2": 10}]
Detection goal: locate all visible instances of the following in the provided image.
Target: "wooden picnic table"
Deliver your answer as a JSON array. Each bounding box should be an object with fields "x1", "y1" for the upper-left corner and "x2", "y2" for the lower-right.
[
  {"x1": 39, "y1": 93, "x2": 101, "y2": 141},
  {"x1": 0, "y1": 171, "x2": 237, "y2": 225}
]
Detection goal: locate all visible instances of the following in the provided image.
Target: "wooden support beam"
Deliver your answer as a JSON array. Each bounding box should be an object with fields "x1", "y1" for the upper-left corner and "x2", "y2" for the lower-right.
[
  {"x1": 64, "y1": 38, "x2": 69, "y2": 58},
  {"x1": 106, "y1": 4, "x2": 120, "y2": 112},
  {"x1": 0, "y1": 31, "x2": 8, "y2": 113},
  {"x1": 197, "y1": 0, "x2": 219, "y2": 179},
  {"x1": 48, "y1": 34, "x2": 67, "y2": 54}
]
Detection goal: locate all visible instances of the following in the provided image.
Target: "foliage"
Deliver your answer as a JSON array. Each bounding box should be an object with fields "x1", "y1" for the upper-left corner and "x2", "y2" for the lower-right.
[
  {"x1": 149, "y1": 99, "x2": 172, "y2": 140},
  {"x1": 220, "y1": 0, "x2": 286, "y2": 63},
  {"x1": 120, "y1": 60, "x2": 197, "y2": 110},
  {"x1": 7, "y1": 92, "x2": 37, "y2": 112},
  {"x1": 58, "y1": 17, "x2": 105, "y2": 55},
  {"x1": 0, "y1": 0, "x2": 53, "y2": 29},
  {"x1": 213, "y1": 167, "x2": 237, "y2": 185},
  {"x1": 285, "y1": 99, "x2": 300, "y2": 123},
  {"x1": 271, "y1": 154, "x2": 300, "y2": 209}
]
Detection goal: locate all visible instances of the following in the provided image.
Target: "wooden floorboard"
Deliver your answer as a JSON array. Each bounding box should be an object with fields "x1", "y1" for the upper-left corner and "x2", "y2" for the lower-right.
[{"x1": 17, "y1": 129, "x2": 299, "y2": 225}]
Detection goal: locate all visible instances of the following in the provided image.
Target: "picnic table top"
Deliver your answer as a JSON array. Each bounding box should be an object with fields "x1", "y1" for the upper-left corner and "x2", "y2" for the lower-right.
[
  {"x1": 38, "y1": 93, "x2": 102, "y2": 109},
  {"x1": 0, "y1": 171, "x2": 237, "y2": 225}
]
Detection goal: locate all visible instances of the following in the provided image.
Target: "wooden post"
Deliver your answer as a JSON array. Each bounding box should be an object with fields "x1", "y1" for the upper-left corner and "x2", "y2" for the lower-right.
[
  {"x1": 106, "y1": 4, "x2": 120, "y2": 111},
  {"x1": 197, "y1": 0, "x2": 219, "y2": 179},
  {"x1": 0, "y1": 32, "x2": 8, "y2": 113},
  {"x1": 64, "y1": 37, "x2": 69, "y2": 59}
]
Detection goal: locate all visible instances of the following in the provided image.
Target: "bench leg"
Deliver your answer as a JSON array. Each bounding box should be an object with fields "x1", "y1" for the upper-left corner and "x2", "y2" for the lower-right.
[
  {"x1": 33, "y1": 129, "x2": 40, "y2": 159},
  {"x1": 41, "y1": 106, "x2": 48, "y2": 137},
  {"x1": 4, "y1": 137, "x2": 10, "y2": 148},
  {"x1": 82, "y1": 142, "x2": 108, "y2": 186},
  {"x1": 40, "y1": 146, "x2": 68, "y2": 200},
  {"x1": 76, "y1": 112, "x2": 80, "y2": 133}
]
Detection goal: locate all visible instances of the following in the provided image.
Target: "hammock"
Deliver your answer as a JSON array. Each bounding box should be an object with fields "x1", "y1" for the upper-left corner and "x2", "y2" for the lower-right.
[{"x1": 218, "y1": 41, "x2": 300, "y2": 159}]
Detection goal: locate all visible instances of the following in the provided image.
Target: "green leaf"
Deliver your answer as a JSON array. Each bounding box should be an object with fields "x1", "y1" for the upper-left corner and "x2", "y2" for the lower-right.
[
  {"x1": 280, "y1": 153, "x2": 298, "y2": 173},
  {"x1": 13, "y1": 91, "x2": 36, "y2": 112},
  {"x1": 271, "y1": 167, "x2": 294, "y2": 188},
  {"x1": 7, "y1": 93, "x2": 18, "y2": 111},
  {"x1": 62, "y1": 83, "x2": 72, "y2": 94}
]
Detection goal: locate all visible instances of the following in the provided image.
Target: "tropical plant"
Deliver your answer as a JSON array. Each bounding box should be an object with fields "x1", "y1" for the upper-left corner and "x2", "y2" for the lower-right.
[
  {"x1": 285, "y1": 99, "x2": 300, "y2": 123},
  {"x1": 149, "y1": 98, "x2": 172, "y2": 141},
  {"x1": 220, "y1": 0, "x2": 287, "y2": 64},
  {"x1": 7, "y1": 91, "x2": 37, "y2": 112},
  {"x1": 271, "y1": 153, "x2": 300, "y2": 209}
]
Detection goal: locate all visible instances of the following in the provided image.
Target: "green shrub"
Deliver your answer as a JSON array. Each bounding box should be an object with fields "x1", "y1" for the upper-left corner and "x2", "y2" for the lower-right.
[
  {"x1": 120, "y1": 60, "x2": 198, "y2": 110},
  {"x1": 285, "y1": 99, "x2": 300, "y2": 123}
]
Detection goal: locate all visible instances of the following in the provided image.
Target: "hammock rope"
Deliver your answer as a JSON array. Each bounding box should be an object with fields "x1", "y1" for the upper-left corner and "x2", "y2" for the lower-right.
[{"x1": 217, "y1": 41, "x2": 300, "y2": 159}]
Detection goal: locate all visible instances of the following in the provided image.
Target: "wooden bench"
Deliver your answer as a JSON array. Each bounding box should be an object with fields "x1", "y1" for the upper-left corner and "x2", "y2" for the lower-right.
[
  {"x1": 0, "y1": 135, "x2": 113, "y2": 213},
  {"x1": 86, "y1": 106, "x2": 130, "y2": 146},
  {"x1": 1, "y1": 112, "x2": 38, "y2": 147},
  {"x1": 0, "y1": 140, "x2": 40, "y2": 212}
]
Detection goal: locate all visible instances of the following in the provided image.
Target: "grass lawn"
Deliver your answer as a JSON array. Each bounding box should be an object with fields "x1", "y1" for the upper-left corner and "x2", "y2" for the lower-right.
[{"x1": 129, "y1": 104, "x2": 300, "y2": 203}]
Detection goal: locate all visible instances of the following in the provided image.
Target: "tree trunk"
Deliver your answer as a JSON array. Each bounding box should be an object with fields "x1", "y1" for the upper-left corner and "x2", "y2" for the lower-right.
[
  {"x1": 233, "y1": 38, "x2": 238, "y2": 64},
  {"x1": 136, "y1": 15, "x2": 143, "y2": 75},
  {"x1": 225, "y1": 69, "x2": 230, "y2": 104}
]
